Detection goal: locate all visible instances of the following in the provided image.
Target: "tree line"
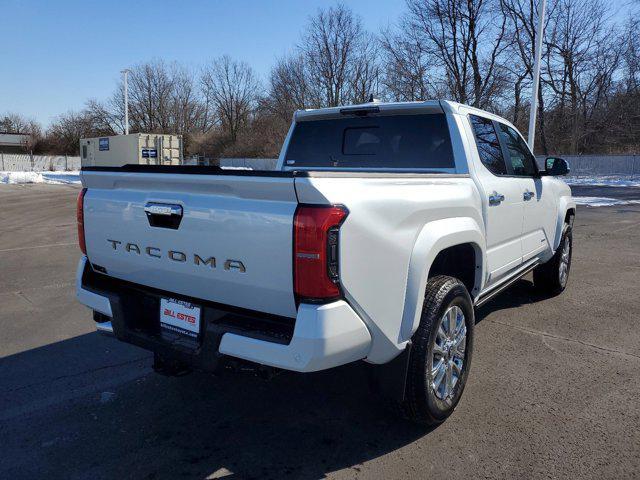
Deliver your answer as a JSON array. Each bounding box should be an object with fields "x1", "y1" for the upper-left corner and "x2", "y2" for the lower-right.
[{"x1": 3, "y1": 0, "x2": 639, "y2": 158}]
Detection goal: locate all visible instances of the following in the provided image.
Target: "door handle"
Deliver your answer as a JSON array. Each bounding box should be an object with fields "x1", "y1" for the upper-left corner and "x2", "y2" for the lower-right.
[
  {"x1": 489, "y1": 192, "x2": 505, "y2": 206},
  {"x1": 523, "y1": 190, "x2": 534, "y2": 201}
]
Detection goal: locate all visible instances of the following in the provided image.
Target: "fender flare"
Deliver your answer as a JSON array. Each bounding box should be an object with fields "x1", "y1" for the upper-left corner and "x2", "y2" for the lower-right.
[
  {"x1": 554, "y1": 196, "x2": 576, "y2": 250},
  {"x1": 398, "y1": 217, "x2": 485, "y2": 343}
]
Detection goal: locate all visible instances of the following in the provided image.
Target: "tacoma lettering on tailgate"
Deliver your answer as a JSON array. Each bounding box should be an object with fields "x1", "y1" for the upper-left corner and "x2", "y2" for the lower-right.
[{"x1": 106, "y1": 239, "x2": 246, "y2": 273}]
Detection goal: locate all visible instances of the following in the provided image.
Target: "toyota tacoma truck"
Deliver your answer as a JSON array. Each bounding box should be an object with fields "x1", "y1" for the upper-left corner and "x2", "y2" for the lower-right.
[{"x1": 76, "y1": 100, "x2": 575, "y2": 425}]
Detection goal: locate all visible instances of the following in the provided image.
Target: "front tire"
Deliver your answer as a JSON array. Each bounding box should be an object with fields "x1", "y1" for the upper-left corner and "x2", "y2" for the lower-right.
[
  {"x1": 397, "y1": 275, "x2": 474, "y2": 426},
  {"x1": 533, "y1": 224, "x2": 572, "y2": 295}
]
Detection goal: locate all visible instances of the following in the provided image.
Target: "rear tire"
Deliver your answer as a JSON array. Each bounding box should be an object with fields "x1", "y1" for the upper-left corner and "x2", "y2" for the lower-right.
[
  {"x1": 533, "y1": 224, "x2": 572, "y2": 296},
  {"x1": 396, "y1": 275, "x2": 474, "y2": 426}
]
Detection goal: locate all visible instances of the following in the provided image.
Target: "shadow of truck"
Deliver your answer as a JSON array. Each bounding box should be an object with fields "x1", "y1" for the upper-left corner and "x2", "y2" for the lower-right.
[{"x1": 0, "y1": 331, "x2": 427, "y2": 479}]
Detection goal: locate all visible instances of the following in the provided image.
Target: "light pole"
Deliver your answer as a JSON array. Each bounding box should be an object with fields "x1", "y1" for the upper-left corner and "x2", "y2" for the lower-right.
[
  {"x1": 527, "y1": 0, "x2": 547, "y2": 151},
  {"x1": 121, "y1": 69, "x2": 131, "y2": 135}
]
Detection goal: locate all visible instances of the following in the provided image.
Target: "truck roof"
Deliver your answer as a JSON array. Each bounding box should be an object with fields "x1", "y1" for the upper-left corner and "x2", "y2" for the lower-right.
[
  {"x1": 294, "y1": 100, "x2": 516, "y2": 130},
  {"x1": 294, "y1": 100, "x2": 444, "y2": 121}
]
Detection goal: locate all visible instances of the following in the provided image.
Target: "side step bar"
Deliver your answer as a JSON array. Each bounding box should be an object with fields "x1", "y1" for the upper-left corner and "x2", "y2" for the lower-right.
[{"x1": 474, "y1": 260, "x2": 539, "y2": 308}]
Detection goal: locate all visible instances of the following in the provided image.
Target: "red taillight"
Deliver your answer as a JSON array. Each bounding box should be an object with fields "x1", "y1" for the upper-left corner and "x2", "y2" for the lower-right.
[
  {"x1": 294, "y1": 205, "x2": 348, "y2": 302},
  {"x1": 77, "y1": 188, "x2": 87, "y2": 255}
]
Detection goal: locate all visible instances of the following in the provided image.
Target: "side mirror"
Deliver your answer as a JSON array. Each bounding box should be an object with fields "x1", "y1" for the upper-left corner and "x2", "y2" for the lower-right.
[{"x1": 545, "y1": 157, "x2": 570, "y2": 176}]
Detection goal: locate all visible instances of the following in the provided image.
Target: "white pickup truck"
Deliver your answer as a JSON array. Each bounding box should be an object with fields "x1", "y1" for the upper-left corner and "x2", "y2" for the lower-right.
[{"x1": 76, "y1": 100, "x2": 575, "y2": 425}]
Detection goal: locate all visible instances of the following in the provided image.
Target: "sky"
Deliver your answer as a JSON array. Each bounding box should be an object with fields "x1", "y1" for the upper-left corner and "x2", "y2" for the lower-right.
[
  {"x1": 0, "y1": 0, "x2": 633, "y2": 128},
  {"x1": 0, "y1": 0, "x2": 404, "y2": 127}
]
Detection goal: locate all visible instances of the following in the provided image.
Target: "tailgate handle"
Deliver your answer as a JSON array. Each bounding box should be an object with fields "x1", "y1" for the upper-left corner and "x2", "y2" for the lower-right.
[{"x1": 144, "y1": 202, "x2": 183, "y2": 229}]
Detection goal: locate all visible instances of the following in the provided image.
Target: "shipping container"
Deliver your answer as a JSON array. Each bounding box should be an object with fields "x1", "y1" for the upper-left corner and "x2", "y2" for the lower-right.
[{"x1": 80, "y1": 133, "x2": 183, "y2": 167}]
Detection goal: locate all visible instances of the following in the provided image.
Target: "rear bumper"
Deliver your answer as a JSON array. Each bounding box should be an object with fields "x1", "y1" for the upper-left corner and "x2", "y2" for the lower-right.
[
  {"x1": 219, "y1": 301, "x2": 371, "y2": 372},
  {"x1": 75, "y1": 256, "x2": 371, "y2": 372},
  {"x1": 76, "y1": 256, "x2": 113, "y2": 317}
]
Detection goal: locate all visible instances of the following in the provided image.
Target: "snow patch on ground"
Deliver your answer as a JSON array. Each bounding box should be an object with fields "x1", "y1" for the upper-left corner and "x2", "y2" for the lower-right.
[
  {"x1": 0, "y1": 171, "x2": 81, "y2": 185},
  {"x1": 573, "y1": 196, "x2": 640, "y2": 207},
  {"x1": 565, "y1": 175, "x2": 640, "y2": 187}
]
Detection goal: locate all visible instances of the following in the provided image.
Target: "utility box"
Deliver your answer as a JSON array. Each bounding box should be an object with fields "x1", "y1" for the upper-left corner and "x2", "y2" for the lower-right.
[{"x1": 80, "y1": 133, "x2": 183, "y2": 167}]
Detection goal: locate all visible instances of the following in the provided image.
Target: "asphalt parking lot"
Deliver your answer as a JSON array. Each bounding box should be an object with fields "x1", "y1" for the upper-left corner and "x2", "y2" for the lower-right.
[{"x1": 1, "y1": 183, "x2": 639, "y2": 480}]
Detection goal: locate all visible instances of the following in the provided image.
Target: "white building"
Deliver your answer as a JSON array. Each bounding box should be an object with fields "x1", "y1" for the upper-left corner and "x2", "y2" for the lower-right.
[{"x1": 0, "y1": 132, "x2": 31, "y2": 153}]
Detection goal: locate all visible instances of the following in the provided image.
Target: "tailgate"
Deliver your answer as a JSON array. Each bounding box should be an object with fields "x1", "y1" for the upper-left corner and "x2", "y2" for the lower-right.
[{"x1": 81, "y1": 171, "x2": 298, "y2": 317}]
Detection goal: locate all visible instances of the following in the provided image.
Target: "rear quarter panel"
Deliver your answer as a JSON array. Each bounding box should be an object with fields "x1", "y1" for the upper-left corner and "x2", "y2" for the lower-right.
[{"x1": 295, "y1": 175, "x2": 484, "y2": 363}]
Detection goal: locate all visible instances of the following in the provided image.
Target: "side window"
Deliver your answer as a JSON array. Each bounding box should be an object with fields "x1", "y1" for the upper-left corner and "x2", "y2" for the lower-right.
[
  {"x1": 469, "y1": 115, "x2": 508, "y2": 175},
  {"x1": 497, "y1": 123, "x2": 537, "y2": 176}
]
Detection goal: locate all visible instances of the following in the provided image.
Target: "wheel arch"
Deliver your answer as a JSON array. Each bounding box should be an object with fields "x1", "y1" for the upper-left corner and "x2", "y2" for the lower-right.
[
  {"x1": 398, "y1": 217, "x2": 485, "y2": 343},
  {"x1": 554, "y1": 196, "x2": 576, "y2": 250},
  {"x1": 428, "y1": 244, "x2": 478, "y2": 294}
]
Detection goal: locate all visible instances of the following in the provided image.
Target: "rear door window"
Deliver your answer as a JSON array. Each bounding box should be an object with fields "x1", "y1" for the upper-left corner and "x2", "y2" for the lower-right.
[{"x1": 285, "y1": 114, "x2": 455, "y2": 170}]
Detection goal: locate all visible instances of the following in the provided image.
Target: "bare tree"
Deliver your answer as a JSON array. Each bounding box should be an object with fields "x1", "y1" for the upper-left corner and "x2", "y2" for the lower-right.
[
  {"x1": 268, "y1": 54, "x2": 321, "y2": 122},
  {"x1": 0, "y1": 113, "x2": 43, "y2": 151},
  {"x1": 84, "y1": 60, "x2": 175, "y2": 134},
  {"x1": 299, "y1": 4, "x2": 380, "y2": 106},
  {"x1": 125, "y1": 60, "x2": 176, "y2": 132},
  {"x1": 1, "y1": 113, "x2": 37, "y2": 134},
  {"x1": 380, "y1": 26, "x2": 434, "y2": 101},
  {"x1": 398, "y1": 0, "x2": 509, "y2": 108},
  {"x1": 622, "y1": 17, "x2": 640, "y2": 93},
  {"x1": 170, "y1": 65, "x2": 207, "y2": 135},
  {"x1": 303, "y1": 4, "x2": 360, "y2": 106},
  {"x1": 500, "y1": 0, "x2": 557, "y2": 152},
  {"x1": 46, "y1": 111, "x2": 112, "y2": 155},
  {"x1": 86, "y1": 61, "x2": 212, "y2": 139},
  {"x1": 201, "y1": 56, "x2": 260, "y2": 141},
  {"x1": 84, "y1": 98, "x2": 121, "y2": 135},
  {"x1": 604, "y1": 16, "x2": 640, "y2": 151},
  {"x1": 545, "y1": 0, "x2": 621, "y2": 153},
  {"x1": 261, "y1": 4, "x2": 380, "y2": 154},
  {"x1": 351, "y1": 32, "x2": 382, "y2": 103}
]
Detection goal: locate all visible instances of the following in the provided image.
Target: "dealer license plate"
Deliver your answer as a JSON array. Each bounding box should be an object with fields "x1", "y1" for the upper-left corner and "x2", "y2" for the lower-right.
[{"x1": 160, "y1": 298, "x2": 201, "y2": 338}]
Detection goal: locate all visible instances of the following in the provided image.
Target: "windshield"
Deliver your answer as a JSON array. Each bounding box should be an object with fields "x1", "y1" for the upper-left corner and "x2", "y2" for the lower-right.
[{"x1": 284, "y1": 113, "x2": 455, "y2": 170}]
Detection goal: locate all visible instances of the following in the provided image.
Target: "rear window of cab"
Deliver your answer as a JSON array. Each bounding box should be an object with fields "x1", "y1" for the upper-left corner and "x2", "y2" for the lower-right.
[{"x1": 284, "y1": 113, "x2": 455, "y2": 170}]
